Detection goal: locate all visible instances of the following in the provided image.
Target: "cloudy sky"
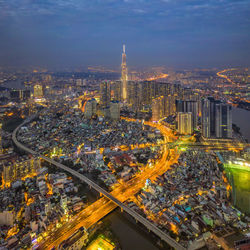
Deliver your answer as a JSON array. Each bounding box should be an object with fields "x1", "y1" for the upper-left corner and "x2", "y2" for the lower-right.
[{"x1": 0, "y1": 0, "x2": 249, "y2": 69}]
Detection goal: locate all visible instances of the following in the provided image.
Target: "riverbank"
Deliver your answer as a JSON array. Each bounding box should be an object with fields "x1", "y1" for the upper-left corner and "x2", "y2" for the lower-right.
[{"x1": 232, "y1": 107, "x2": 250, "y2": 142}]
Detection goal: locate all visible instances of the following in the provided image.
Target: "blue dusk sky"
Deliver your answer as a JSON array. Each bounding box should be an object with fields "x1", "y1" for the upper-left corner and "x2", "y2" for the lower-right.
[{"x1": 0, "y1": 0, "x2": 249, "y2": 69}]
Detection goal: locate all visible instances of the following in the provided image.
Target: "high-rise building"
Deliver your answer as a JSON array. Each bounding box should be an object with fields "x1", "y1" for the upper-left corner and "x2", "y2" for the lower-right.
[
  {"x1": 76, "y1": 79, "x2": 83, "y2": 86},
  {"x1": 22, "y1": 89, "x2": 31, "y2": 100},
  {"x1": 0, "y1": 211, "x2": 14, "y2": 226},
  {"x1": 141, "y1": 82, "x2": 153, "y2": 105},
  {"x1": 156, "y1": 82, "x2": 171, "y2": 97},
  {"x1": 10, "y1": 89, "x2": 31, "y2": 101},
  {"x1": 100, "y1": 81, "x2": 111, "y2": 108},
  {"x1": 127, "y1": 81, "x2": 142, "y2": 112},
  {"x1": 215, "y1": 104, "x2": 232, "y2": 138},
  {"x1": 193, "y1": 93, "x2": 202, "y2": 116},
  {"x1": 110, "y1": 101, "x2": 120, "y2": 120},
  {"x1": 201, "y1": 99, "x2": 210, "y2": 138},
  {"x1": 152, "y1": 97, "x2": 164, "y2": 121},
  {"x1": 208, "y1": 97, "x2": 221, "y2": 136},
  {"x1": 176, "y1": 100, "x2": 198, "y2": 128},
  {"x1": 177, "y1": 112, "x2": 193, "y2": 135},
  {"x1": 10, "y1": 90, "x2": 21, "y2": 101},
  {"x1": 121, "y1": 45, "x2": 128, "y2": 102},
  {"x1": 112, "y1": 81, "x2": 122, "y2": 102},
  {"x1": 84, "y1": 98, "x2": 97, "y2": 119},
  {"x1": 33, "y1": 84, "x2": 43, "y2": 98},
  {"x1": 92, "y1": 98, "x2": 97, "y2": 115},
  {"x1": 84, "y1": 101, "x2": 93, "y2": 119},
  {"x1": 202, "y1": 98, "x2": 232, "y2": 138},
  {"x1": 163, "y1": 95, "x2": 176, "y2": 117},
  {"x1": 182, "y1": 88, "x2": 194, "y2": 100},
  {"x1": 2, "y1": 156, "x2": 40, "y2": 187}
]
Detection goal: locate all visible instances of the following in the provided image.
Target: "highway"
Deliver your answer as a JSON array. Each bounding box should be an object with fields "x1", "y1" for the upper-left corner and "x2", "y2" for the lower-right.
[
  {"x1": 12, "y1": 116, "x2": 185, "y2": 250},
  {"x1": 154, "y1": 141, "x2": 248, "y2": 151},
  {"x1": 217, "y1": 68, "x2": 237, "y2": 85},
  {"x1": 108, "y1": 141, "x2": 249, "y2": 153},
  {"x1": 146, "y1": 73, "x2": 169, "y2": 81}
]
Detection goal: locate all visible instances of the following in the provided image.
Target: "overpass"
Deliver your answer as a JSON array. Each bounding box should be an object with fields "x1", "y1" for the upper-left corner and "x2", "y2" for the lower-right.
[{"x1": 12, "y1": 117, "x2": 186, "y2": 250}]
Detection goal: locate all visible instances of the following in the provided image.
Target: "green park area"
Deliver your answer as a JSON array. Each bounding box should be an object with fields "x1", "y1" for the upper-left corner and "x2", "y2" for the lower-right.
[{"x1": 225, "y1": 163, "x2": 250, "y2": 214}]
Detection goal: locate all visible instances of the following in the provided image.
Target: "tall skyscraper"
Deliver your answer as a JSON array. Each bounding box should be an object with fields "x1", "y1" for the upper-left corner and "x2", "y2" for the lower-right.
[
  {"x1": 177, "y1": 112, "x2": 193, "y2": 135},
  {"x1": 215, "y1": 104, "x2": 232, "y2": 138},
  {"x1": 100, "y1": 81, "x2": 111, "y2": 108},
  {"x1": 152, "y1": 97, "x2": 164, "y2": 121},
  {"x1": 202, "y1": 98, "x2": 232, "y2": 138},
  {"x1": 112, "y1": 81, "x2": 122, "y2": 102},
  {"x1": 201, "y1": 99, "x2": 210, "y2": 138},
  {"x1": 10, "y1": 89, "x2": 31, "y2": 101},
  {"x1": 110, "y1": 101, "x2": 120, "y2": 120},
  {"x1": 127, "y1": 81, "x2": 142, "y2": 112},
  {"x1": 121, "y1": 45, "x2": 128, "y2": 102},
  {"x1": 33, "y1": 84, "x2": 43, "y2": 98},
  {"x1": 207, "y1": 97, "x2": 221, "y2": 136}
]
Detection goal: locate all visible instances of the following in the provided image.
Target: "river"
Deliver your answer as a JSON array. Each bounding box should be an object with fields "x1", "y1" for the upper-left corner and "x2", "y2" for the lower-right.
[
  {"x1": 232, "y1": 107, "x2": 250, "y2": 142},
  {"x1": 1, "y1": 80, "x2": 29, "y2": 90}
]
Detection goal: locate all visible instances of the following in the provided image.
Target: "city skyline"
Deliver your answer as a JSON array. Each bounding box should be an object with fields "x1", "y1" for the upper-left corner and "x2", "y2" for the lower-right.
[
  {"x1": 0, "y1": 59, "x2": 249, "y2": 249},
  {"x1": 0, "y1": 1, "x2": 250, "y2": 249},
  {"x1": 0, "y1": 0, "x2": 250, "y2": 69}
]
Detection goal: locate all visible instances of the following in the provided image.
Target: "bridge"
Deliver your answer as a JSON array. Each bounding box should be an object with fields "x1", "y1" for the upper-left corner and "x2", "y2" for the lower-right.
[{"x1": 12, "y1": 116, "x2": 186, "y2": 250}]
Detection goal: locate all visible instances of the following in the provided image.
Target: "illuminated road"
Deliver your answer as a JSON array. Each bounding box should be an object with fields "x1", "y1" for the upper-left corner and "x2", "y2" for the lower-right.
[
  {"x1": 217, "y1": 68, "x2": 237, "y2": 85},
  {"x1": 146, "y1": 73, "x2": 168, "y2": 81},
  {"x1": 138, "y1": 141, "x2": 248, "y2": 152},
  {"x1": 109, "y1": 140, "x2": 249, "y2": 152},
  {"x1": 13, "y1": 116, "x2": 184, "y2": 250}
]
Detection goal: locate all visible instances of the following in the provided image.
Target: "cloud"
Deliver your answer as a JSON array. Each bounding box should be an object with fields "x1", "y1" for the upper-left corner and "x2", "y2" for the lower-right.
[
  {"x1": 0, "y1": 0, "x2": 250, "y2": 68},
  {"x1": 133, "y1": 8, "x2": 147, "y2": 14},
  {"x1": 186, "y1": 4, "x2": 211, "y2": 10}
]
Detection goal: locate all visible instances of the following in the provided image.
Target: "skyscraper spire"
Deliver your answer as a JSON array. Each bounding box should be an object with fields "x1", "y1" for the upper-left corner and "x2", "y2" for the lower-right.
[{"x1": 121, "y1": 44, "x2": 128, "y2": 102}]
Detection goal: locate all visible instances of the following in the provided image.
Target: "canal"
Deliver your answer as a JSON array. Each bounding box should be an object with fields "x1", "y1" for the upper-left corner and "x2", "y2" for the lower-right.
[{"x1": 105, "y1": 210, "x2": 160, "y2": 250}]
